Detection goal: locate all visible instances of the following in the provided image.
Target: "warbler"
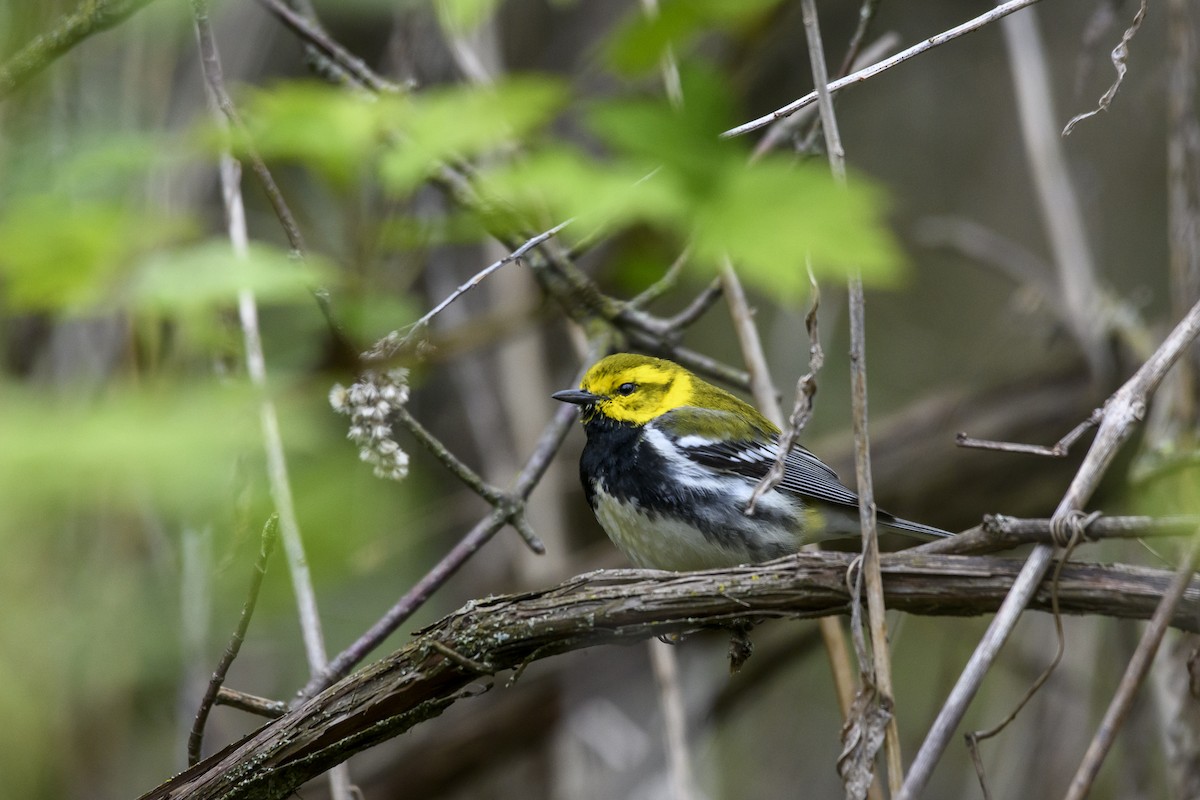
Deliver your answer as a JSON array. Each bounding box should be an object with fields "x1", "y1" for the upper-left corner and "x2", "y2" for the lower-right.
[{"x1": 553, "y1": 353, "x2": 950, "y2": 570}]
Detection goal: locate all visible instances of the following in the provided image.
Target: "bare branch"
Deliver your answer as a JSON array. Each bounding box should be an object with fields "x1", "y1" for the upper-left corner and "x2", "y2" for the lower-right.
[
  {"x1": 255, "y1": 0, "x2": 399, "y2": 93},
  {"x1": 916, "y1": 514, "x2": 1200, "y2": 556},
  {"x1": 1000, "y1": 8, "x2": 1110, "y2": 378},
  {"x1": 648, "y1": 640, "x2": 697, "y2": 800},
  {"x1": 365, "y1": 220, "x2": 572, "y2": 362},
  {"x1": 955, "y1": 408, "x2": 1102, "y2": 457},
  {"x1": 899, "y1": 296, "x2": 1200, "y2": 799},
  {"x1": 747, "y1": 266, "x2": 822, "y2": 513},
  {"x1": 1064, "y1": 535, "x2": 1200, "y2": 799},
  {"x1": 722, "y1": 0, "x2": 1045, "y2": 139},
  {"x1": 214, "y1": 687, "x2": 287, "y2": 719},
  {"x1": 719, "y1": 257, "x2": 859, "y2": 720},
  {"x1": 0, "y1": 0, "x2": 158, "y2": 99},
  {"x1": 661, "y1": 277, "x2": 723, "y2": 330},
  {"x1": 1062, "y1": 0, "x2": 1149, "y2": 135},
  {"x1": 297, "y1": 395, "x2": 580, "y2": 702},
  {"x1": 192, "y1": 4, "x2": 352, "y2": 796},
  {"x1": 797, "y1": 1, "x2": 899, "y2": 792},
  {"x1": 137, "y1": 552, "x2": 1200, "y2": 800},
  {"x1": 189, "y1": 517, "x2": 279, "y2": 763}
]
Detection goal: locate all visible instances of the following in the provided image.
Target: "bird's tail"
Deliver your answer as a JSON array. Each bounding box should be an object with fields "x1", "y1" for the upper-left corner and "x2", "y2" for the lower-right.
[{"x1": 880, "y1": 514, "x2": 952, "y2": 541}]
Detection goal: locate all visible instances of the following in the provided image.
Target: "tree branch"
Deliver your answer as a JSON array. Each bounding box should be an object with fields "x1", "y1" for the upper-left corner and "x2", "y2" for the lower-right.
[
  {"x1": 0, "y1": 0, "x2": 158, "y2": 99},
  {"x1": 722, "y1": 0, "x2": 1045, "y2": 138},
  {"x1": 899, "y1": 295, "x2": 1200, "y2": 799},
  {"x1": 139, "y1": 551, "x2": 1200, "y2": 800}
]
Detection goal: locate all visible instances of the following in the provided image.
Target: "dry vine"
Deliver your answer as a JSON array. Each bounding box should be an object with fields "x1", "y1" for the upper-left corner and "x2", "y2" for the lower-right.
[{"x1": 140, "y1": 549, "x2": 1200, "y2": 800}]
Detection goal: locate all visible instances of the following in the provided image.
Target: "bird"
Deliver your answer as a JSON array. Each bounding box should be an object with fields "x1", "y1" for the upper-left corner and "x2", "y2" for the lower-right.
[{"x1": 552, "y1": 353, "x2": 950, "y2": 571}]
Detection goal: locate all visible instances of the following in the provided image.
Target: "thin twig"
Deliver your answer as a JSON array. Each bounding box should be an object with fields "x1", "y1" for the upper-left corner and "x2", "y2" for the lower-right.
[
  {"x1": 304, "y1": 511, "x2": 505, "y2": 699},
  {"x1": 662, "y1": 277, "x2": 723, "y2": 330},
  {"x1": 194, "y1": 0, "x2": 330, "y2": 686},
  {"x1": 787, "y1": 0, "x2": 887, "y2": 167},
  {"x1": 963, "y1": 529, "x2": 1086, "y2": 793},
  {"x1": 799, "y1": 1, "x2": 900, "y2": 793},
  {"x1": 1000, "y1": 8, "x2": 1110, "y2": 379},
  {"x1": 138, "y1": 552, "x2": 1200, "y2": 800},
  {"x1": 719, "y1": 258, "x2": 861, "y2": 761},
  {"x1": 188, "y1": 516, "x2": 279, "y2": 764},
  {"x1": 1064, "y1": 534, "x2": 1200, "y2": 800},
  {"x1": 955, "y1": 408, "x2": 1103, "y2": 457},
  {"x1": 215, "y1": 687, "x2": 287, "y2": 719},
  {"x1": 0, "y1": 0, "x2": 159, "y2": 99},
  {"x1": 194, "y1": 49, "x2": 308, "y2": 258},
  {"x1": 192, "y1": 6, "x2": 349, "y2": 795},
  {"x1": 915, "y1": 514, "x2": 1200, "y2": 556},
  {"x1": 720, "y1": 260, "x2": 780, "y2": 417},
  {"x1": 391, "y1": 406, "x2": 506, "y2": 505},
  {"x1": 722, "y1": 0, "x2": 1045, "y2": 138},
  {"x1": 365, "y1": 220, "x2": 573, "y2": 361},
  {"x1": 649, "y1": 640, "x2": 696, "y2": 800},
  {"x1": 1062, "y1": 0, "x2": 1149, "y2": 136},
  {"x1": 753, "y1": 32, "x2": 900, "y2": 162},
  {"x1": 625, "y1": 247, "x2": 693, "y2": 311},
  {"x1": 297, "y1": 396, "x2": 581, "y2": 701},
  {"x1": 898, "y1": 296, "x2": 1200, "y2": 800},
  {"x1": 183, "y1": 5, "x2": 342, "y2": 336},
  {"x1": 835, "y1": 0, "x2": 885, "y2": 81},
  {"x1": 747, "y1": 265, "x2": 822, "y2": 513},
  {"x1": 255, "y1": 0, "x2": 398, "y2": 93}
]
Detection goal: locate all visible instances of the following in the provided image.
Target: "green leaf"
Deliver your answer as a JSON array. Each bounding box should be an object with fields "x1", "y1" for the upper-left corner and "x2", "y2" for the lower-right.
[
  {"x1": 436, "y1": 0, "x2": 501, "y2": 33},
  {"x1": 378, "y1": 212, "x2": 493, "y2": 249},
  {"x1": 690, "y1": 160, "x2": 903, "y2": 297},
  {"x1": 552, "y1": 69, "x2": 903, "y2": 296},
  {"x1": 379, "y1": 77, "x2": 567, "y2": 194},
  {"x1": 0, "y1": 382, "x2": 271, "y2": 514},
  {"x1": 237, "y1": 83, "x2": 388, "y2": 184},
  {"x1": 0, "y1": 196, "x2": 188, "y2": 311},
  {"x1": 127, "y1": 241, "x2": 332, "y2": 314},
  {"x1": 586, "y1": 68, "x2": 742, "y2": 194},
  {"x1": 337, "y1": 292, "x2": 419, "y2": 344},
  {"x1": 475, "y1": 145, "x2": 687, "y2": 236},
  {"x1": 606, "y1": 0, "x2": 784, "y2": 74}
]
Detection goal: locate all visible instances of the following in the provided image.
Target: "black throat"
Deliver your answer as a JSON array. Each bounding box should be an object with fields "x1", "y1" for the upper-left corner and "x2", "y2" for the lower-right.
[{"x1": 578, "y1": 415, "x2": 655, "y2": 509}]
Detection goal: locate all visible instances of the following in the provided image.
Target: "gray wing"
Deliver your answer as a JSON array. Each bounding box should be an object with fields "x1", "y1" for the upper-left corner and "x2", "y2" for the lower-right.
[
  {"x1": 677, "y1": 429, "x2": 951, "y2": 540},
  {"x1": 676, "y1": 433, "x2": 861, "y2": 510}
]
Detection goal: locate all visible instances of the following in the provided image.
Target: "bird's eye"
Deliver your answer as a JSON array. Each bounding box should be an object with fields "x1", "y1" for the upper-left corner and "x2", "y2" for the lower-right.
[{"x1": 616, "y1": 382, "x2": 637, "y2": 396}]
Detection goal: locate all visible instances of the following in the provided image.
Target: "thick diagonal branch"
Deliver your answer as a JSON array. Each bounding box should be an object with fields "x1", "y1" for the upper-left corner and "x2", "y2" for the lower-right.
[{"x1": 139, "y1": 552, "x2": 1200, "y2": 800}]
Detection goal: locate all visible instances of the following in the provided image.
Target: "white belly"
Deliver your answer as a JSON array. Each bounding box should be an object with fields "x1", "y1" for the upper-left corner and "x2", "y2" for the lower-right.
[{"x1": 591, "y1": 486, "x2": 795, "y2": 571}]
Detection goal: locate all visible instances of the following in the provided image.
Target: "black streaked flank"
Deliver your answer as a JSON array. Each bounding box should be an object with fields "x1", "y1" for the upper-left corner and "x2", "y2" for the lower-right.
[{"x1": 578, "y1": 413, "x2": 796, "y2": 561}]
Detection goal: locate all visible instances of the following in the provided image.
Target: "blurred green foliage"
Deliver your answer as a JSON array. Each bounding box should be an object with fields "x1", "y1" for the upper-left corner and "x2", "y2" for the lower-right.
[
  {"x1": 605, "y1": 0, "x2": 786, "y2": 73},
  {"x1": 232, "y1": 66, "x2": 899, "y2": 298},
  {"x1": 0, "y1": 196, "x2": 187, "y2": 310},
  {"x1": 0, "y1": 2, "x2": 906, "y2": 796},
  {"x1": 479, "y1": 68, "x2": 900, "y2": 297}
]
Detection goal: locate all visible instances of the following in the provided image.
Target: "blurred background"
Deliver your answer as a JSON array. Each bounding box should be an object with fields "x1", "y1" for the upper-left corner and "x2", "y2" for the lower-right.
[{"x1": 1, "y1": 0, "x2": 1197, "y2": 798}]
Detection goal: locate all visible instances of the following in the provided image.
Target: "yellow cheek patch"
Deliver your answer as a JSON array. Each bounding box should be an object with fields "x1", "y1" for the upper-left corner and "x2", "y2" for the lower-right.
[
  {"x1": 591, "y1": 365, "x2": 694, "y2": 425},
  {"x1": 651, "y1": 366, "x2": 692, "y2": 411}
]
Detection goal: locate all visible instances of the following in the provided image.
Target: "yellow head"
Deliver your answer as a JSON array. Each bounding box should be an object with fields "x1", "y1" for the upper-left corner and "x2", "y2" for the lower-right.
[
  {"x1": 553, "y1": 353, "x2": 773, "y2": 432},
  {"x1": 553, "y1": 354, "x2": 693, "y2": 425}
]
